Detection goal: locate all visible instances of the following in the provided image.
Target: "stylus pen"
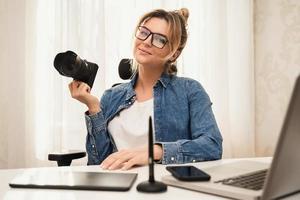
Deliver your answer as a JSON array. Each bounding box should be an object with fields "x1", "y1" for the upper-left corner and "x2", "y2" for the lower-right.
[{"x1": 149, "y1": 116, "x2": 155, "y2": 183}]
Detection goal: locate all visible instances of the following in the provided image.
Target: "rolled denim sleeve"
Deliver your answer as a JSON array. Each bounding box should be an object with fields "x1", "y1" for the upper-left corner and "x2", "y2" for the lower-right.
[
  {"x1": 84, "y1": 91, "x2": 114, "y2": 165},
  {"x1": 158, "y1": 142, "x2": 182, "y2": 164},
  {"x1": 85, "y1": 111, "x2": 106, "y2": 133},
  {"x1": 158, "y1": 80, "x2": 223, "y2": 165}
]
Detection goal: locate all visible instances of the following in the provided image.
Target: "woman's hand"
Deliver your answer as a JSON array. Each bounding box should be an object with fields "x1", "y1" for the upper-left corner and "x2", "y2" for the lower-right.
[
  {"x1": 100, "y1": 144, "x2": 163, "y2": 170},
  {"x1": 68, "y1": 80, "x2": 100, "y2": 114}
]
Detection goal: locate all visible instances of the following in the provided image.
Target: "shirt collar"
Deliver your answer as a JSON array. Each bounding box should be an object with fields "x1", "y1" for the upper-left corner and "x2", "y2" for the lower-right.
[
  {"x1": 126, "y1": 72, "x2": 172, "y2": 101},
  {"x1": 130, "y1": 72, "x2": 172, "y2": 87},
  {"x1": 157, "y1": 72, "x2": 172, "y2": 88}
]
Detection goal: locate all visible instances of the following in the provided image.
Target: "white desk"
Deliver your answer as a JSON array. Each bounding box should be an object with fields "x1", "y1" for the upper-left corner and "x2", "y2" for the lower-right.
[{"x1": 1, "y1": 157, "x2": 299, "y2": 200}]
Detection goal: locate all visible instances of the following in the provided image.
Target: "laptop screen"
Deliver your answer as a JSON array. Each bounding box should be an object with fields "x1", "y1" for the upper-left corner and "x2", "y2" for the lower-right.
[{"x1": 262, "y1": 76, "x2": 300, "y2": 199}]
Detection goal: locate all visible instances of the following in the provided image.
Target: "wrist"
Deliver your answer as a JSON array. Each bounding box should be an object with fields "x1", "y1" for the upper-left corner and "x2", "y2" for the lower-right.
[{"x1": 87, "y1": 104, "x2": 100, "y2": 115}]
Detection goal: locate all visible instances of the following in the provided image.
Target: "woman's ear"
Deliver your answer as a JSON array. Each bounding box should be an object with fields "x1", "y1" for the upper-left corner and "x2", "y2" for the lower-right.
[{"x1": 170, "y1": 50, "x2": 181, "y2": 62}]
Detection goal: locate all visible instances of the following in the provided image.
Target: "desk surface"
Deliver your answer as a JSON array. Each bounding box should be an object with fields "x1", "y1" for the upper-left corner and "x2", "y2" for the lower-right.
[{"x1": 1, "y1": 157, "x2": 298, "y2": 200}]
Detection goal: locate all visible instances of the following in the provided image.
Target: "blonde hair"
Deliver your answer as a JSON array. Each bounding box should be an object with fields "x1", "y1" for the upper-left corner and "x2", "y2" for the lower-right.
[{"x1": 132, "y1": 8, "x2": 189, "y2": 75}]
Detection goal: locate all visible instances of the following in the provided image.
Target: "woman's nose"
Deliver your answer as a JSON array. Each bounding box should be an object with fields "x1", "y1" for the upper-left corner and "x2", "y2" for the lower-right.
[{"x1": 143, "y1": 34, "x2": 152, "y2": 47}]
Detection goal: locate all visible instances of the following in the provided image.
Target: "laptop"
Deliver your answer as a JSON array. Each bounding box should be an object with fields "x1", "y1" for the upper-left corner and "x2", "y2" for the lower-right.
[
  {"x1": 9, "y1": 170, "x2": 137, "y2": 191},
  {"x1": 162, "y1": 75, "x2": 300, "y2": 200}
]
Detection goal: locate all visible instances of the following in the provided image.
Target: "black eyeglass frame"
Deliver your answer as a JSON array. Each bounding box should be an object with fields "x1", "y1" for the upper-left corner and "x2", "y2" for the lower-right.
[{"x1": 135, "y1": 26, "x2": 169, "y2": 49}]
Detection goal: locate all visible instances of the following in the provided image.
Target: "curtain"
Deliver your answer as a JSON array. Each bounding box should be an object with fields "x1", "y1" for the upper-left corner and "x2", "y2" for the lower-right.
[
  {"x1": 1, "y1": 0, "x2": 254, "y2": 168},
  {"x1": 181, "y1": 0, "x2": 255, "y2": 158}
]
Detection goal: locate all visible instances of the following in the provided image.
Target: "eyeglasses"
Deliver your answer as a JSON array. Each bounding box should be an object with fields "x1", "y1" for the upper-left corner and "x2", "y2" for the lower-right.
[{"x1": 135, "y1": 26, "x2": 168, "y2": 49}]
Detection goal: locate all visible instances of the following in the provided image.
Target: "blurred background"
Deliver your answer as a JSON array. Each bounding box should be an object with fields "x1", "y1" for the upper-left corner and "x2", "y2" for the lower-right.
[{"x1": 0, "y1": 0, "x2": 299, "y2": 169}]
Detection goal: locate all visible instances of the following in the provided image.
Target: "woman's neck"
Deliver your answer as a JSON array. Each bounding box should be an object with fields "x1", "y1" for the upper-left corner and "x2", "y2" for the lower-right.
[
  {"x1": 138, "y1": 64, "x2": 163, "y2": 86},
  {"x1": 135, "y1": 64, "x2": 164, "y2": 101}
]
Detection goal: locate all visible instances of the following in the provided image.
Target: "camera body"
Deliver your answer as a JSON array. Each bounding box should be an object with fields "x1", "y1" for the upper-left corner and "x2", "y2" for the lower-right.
[{"x1": 54, "y1": 51, "x2": 98, "y2": 88}]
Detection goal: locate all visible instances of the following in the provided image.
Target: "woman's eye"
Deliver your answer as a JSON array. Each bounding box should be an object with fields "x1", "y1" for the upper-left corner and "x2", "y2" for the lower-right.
[
  {"x1": 158, "y1": 37, "x2": 167, "y2": 44},
  {"x1": 140, "y1": 31, "x2": 148, "y2": 36}
]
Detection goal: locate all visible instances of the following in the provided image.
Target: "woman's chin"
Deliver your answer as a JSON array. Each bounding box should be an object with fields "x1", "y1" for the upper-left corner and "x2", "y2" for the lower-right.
[{"x1": 135, "y1": 55, "x2": 151, "y2": 65}]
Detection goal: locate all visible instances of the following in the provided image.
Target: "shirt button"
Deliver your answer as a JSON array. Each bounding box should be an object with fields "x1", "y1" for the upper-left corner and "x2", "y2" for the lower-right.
[{"x1": 171, "y1": 157, "x2": 175, "y2": 161}]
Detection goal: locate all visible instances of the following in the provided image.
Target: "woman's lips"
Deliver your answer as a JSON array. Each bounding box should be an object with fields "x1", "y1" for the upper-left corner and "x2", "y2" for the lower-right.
[{"x1": 138, "y1": 48, "x2": 152, "y2": 55}]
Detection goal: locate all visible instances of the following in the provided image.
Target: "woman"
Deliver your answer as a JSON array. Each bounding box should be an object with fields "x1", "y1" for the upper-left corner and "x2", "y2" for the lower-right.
[{"x1": 69, "y1": 8, "x2": 222, "y2": 170}]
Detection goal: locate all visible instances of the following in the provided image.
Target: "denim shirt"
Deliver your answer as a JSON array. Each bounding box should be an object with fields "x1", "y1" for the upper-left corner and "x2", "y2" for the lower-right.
[{"x1": 84, "y1": 73, "x2": 223, "y2": 165}]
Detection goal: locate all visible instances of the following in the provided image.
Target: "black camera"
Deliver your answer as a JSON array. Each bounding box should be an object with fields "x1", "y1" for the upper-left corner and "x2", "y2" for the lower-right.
[{"x1": 53, "y1": 51, "x2": 98, "y2": 88}]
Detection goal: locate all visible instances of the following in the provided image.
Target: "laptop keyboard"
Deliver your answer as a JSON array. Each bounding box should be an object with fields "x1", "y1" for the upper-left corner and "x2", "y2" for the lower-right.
[{"x1": 214, "y1": 169, "x2": 268, "y2": 191}]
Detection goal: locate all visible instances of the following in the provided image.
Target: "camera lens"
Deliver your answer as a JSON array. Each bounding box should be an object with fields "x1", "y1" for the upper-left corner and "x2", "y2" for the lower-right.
[
  {"x1": 54, "y1": 51, "x2": 79, "y2": 77},
  {"x1": 53, "y1": 51, "x2": 98, "y2": 88}
]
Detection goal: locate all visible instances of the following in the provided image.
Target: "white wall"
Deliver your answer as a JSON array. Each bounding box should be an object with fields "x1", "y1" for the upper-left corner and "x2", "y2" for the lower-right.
[
  {"x1": 254, "y1": 0, "x2": 300, "y2": 156},
  {"x1": 0, "y1": 0, "x2": 26, "y2": 168}
]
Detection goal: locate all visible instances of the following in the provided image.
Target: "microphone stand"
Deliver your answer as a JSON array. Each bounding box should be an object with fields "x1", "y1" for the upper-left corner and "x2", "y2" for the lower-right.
[{"x1": 136, "y1": 117, "x2": 167, "y2": 193}]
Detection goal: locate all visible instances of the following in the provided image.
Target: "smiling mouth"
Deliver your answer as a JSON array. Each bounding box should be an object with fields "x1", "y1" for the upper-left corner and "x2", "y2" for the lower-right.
[{"x1": 138, "y1": 48, "x2": 152, "y2": 55}]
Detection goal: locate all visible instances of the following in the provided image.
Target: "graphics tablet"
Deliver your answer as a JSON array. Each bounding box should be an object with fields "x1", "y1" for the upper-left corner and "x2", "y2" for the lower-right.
[{"x1": 9, "y1": 170, "x2": 137, "y2": 191}]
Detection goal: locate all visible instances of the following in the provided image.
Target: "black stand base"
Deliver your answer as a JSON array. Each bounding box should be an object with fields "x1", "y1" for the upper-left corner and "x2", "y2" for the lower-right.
[{"x1": 136, "y1": 181, "x2": 167, "y2": 193}]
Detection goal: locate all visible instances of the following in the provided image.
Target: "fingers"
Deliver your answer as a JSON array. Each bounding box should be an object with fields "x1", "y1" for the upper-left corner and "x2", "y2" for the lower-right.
[
  {"x1": 78, "y1": 81, "x2": 91, "y2": 93},
  {"x1": 101, "y1": 151, "x2": 133, "y2": 170},
  {"x1": 69, "y1": 80, "x2": 78, "y2": 95},
  {"x1": 100, "y1": 148, "x2": 148, "y2": 171},
  {"x1": 68, "y1": 80, "x2": 91, "y2": 99},
  {"x1": 107, "y1": 156, "x2": 129, "y2": 170},
  {"x1": 122, "y1": 158, "x2": 139, "y2": 170},
  {"x1": 68, "y1": 81, "x2": 75, "y2": 94}
]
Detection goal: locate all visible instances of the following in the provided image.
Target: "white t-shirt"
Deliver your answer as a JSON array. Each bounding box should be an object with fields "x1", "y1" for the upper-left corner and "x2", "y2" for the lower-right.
[{"x1": 108, "y1": 98, "x2": 154, "y2": 150}]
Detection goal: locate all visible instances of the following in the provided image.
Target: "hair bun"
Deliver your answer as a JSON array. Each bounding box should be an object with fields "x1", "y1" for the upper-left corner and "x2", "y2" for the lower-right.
[{"x1": 178, "y1": 8, "x2": 189, "y2": 25}]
